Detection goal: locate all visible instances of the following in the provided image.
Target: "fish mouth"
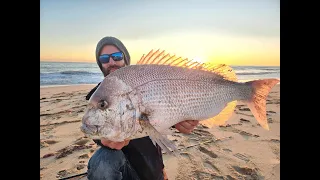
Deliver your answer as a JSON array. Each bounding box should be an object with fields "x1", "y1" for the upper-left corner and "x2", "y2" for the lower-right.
[{"x1": 80, "y1": 124, "x2": 100, "y2": 135}]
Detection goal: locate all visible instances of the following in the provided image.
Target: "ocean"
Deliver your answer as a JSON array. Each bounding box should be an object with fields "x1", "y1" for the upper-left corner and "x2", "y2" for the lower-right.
[{"x1": 40, "y1": 62, "x2": 280, "y2": 87}]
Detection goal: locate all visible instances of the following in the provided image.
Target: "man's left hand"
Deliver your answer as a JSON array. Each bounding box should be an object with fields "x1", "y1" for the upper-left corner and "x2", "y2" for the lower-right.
[{"x1": 174, "y1": 120, "x2": 199, "y2": 134}]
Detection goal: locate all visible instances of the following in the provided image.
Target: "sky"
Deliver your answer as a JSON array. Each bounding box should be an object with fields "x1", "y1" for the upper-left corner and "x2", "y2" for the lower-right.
[{"x1": 40, "y1": 0, "x2": 280, "y2": 66}]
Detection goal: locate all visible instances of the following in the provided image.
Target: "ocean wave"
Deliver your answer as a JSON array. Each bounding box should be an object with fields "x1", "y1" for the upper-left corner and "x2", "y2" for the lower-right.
[
  {"x1": 40, "y1": 71, "x2": 101, "y2": 75},
  {"x1": 60, "y1": 71, "x2": 95, "y2": 75},
  {"x1": 236, "y1": 72, "x2": 279, "y2": 75},
  {"x1": 261, "y1": 68, "x2": 279, "y2": 71}
]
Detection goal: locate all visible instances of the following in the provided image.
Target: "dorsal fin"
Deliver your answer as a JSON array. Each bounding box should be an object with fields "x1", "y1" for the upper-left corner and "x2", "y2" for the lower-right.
[
  {"x1": 137, "y1": 49, "x2": 238, "y2": 128},
  {"x1": 137, "y1": 49, "x2": 238, "y2": 82}
]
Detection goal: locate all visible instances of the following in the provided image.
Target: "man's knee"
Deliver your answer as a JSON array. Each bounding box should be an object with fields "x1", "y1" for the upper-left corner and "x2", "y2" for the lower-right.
[{"x1": 87, "y1": 147, "x2": 127, "y2": 180}]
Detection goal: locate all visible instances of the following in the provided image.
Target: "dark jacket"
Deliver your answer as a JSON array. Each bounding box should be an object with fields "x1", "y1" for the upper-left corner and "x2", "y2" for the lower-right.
[{"x1": 86, "y1": 83, "x2": 165, "y2": 180}]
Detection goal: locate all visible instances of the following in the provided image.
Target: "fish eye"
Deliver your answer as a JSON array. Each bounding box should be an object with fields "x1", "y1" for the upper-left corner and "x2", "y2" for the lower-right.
[{"x1": 97, "y1": 100, "x2": 108, "y2": 110}]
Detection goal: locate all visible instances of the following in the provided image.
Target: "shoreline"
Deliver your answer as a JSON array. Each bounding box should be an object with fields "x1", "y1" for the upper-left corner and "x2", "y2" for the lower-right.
[
  {"x1": 40, "y1": 83, "x2": 97, "y2": 88},
  {"x1": 40, "y1": 78, "x2": 280, "y2": 88}
]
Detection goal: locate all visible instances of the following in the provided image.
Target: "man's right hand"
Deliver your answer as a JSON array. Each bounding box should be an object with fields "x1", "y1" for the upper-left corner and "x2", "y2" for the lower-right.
[{"x1": 101, "y1": 138, "x2": 130, "y2": 150}]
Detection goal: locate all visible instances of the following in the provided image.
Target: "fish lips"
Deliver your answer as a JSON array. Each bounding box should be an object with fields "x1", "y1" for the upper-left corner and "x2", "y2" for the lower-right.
[{"x1": 80, "y1": 123, "x2": 100, "y2": 135}]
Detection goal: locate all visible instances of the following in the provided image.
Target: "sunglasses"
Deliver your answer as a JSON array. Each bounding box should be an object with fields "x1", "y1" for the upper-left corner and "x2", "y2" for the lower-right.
[{"x1": 99, "y1": 52, "x2": 124, "y2": 64}]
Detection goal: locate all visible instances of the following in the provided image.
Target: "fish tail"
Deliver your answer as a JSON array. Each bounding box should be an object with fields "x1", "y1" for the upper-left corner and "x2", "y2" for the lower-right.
[{"x1": 245, "y1": 79, "x2": 280, "y2": 130}]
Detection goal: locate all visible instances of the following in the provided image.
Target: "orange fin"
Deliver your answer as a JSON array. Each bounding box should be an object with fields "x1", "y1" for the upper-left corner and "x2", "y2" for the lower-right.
[
  {"x1": 137, "y1": 49, "x2": 238, "y2": 81},
  {"x1": 246, "y1": 79, "x2": 280, "y2": 130},
  {"x1": 199, "y1": 101, "x2": 237, "y2": 128}
]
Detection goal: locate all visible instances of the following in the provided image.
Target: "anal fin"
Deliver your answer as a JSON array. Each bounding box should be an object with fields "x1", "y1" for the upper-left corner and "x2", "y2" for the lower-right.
[
  {"x1": 139, "y1": 115, "x2": 180, "y2": 157},
  {"x1": 199, "y1": 101, "x2": 237, "y2": 128}
]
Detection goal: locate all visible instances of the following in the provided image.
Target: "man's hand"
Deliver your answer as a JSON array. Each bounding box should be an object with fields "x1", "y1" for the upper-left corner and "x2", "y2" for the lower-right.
[
  {"x1": 174, "y1": 120, "x2": 199, "y2": 134},
  {"x1": 101, "y1": 138, "x2": 130, "y2": 150}
]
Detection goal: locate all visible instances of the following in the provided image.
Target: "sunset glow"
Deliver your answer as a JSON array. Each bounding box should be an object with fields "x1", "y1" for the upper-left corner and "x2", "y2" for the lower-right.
[{"x1": 40, "y1": 0, "x2": 279, "y2": 66}]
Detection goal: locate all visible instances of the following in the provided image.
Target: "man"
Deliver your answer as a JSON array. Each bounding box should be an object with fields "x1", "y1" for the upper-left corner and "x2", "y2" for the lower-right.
[{"x1": 86, "y1": 36, "x2": 199, "y2": 180}]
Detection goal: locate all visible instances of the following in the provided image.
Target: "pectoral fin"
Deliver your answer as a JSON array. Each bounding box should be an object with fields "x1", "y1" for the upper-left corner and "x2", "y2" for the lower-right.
[{"x1": 139, "y1": 114, "x2": 180, "y2": 157}]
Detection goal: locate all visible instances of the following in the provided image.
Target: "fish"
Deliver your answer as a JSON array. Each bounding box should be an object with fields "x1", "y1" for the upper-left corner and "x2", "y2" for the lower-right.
[{"x1": 80, "y1": 49, "x2": 280, "y2": 156}]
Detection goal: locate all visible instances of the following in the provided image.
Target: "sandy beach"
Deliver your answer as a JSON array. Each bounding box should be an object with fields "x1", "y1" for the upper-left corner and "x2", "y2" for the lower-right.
[{"x1": 40, "y1": 84, "x2": 280, "y2": 180}]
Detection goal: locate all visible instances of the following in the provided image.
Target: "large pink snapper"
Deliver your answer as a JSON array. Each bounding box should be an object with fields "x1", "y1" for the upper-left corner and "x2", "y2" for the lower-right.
[{"x1": 80, "y1": 49, "x2": 279, "y2": 156}]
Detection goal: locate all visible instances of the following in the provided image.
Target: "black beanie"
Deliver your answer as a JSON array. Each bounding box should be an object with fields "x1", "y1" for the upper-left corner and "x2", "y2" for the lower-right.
[{"x1": 95, "y1": 36, "x2": 131, "y2": 75}]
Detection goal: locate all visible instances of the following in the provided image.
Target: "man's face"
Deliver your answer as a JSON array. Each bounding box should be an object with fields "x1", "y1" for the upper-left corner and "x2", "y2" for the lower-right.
[{"x1": 99, "y1": 45, "x2": 126, "y2": 76}]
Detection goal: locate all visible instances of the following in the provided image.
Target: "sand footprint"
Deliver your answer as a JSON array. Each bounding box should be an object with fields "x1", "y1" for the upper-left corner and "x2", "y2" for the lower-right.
[
  {"x1": 222, "y1": 148, "x2": 232, "y2": 153},
  {"x1": 239, "y1": 118, "x2": 251, "y2": 123},
  {"x1": 194, "y1": 170, "x2": 224, "y2": 180},
  {"x1": 199, "y1": 146, "x2": 218, "y2": 159},
  {"x1": 267, "y1": 139, "x2": 280, "y2": 160},
  {"x1": 56, "y1": 144, "x2": 92, "y2": 159},
  {"x1": 76, "y1": 163, "x2": 86, "y2": 170},
  {"x1": 231, "y1": 165, "x2": 263, "y2": 180},
  {"x1": 56, "y1": 165, "x2": 87, "y2": 179},
  {"x1": 78, "y1": 153, "x2": 90, "y2": 159},
  {"x1": 225, "y1": 175, "x2": 237, "y2": 180},
  {"x1": 180, "y1": 152, "x2": 193, "y2": 161},
  {"x1": 266, "y1": 99, "x2": 280, "y2": 104},
  {"x1": 233, "y1": 153, "x2": 250, "y2": 162},
  {"x1": 219, "y1": 126, "x2": 259, "y2": 140},
  {"x1": 74, "y1": 137, "x2": 91, "y2": 146},
  {"x1": 193, "y1": 129, "x2": 214, "y2": 137},
  {"x1": 203, "y1": 160, "x2": 221, "y2": 173},
  {"x1": 56, "y1": 169, "x2": 71, "y2": 179},
  {"x1": 40, "y1": 139, "x2": 59, "y2": 149}
]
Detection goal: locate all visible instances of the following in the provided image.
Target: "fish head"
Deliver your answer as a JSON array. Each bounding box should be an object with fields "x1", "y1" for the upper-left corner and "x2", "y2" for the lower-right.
[{"x1": 80, "y1": 76, "x2": 140, "y2": 142}]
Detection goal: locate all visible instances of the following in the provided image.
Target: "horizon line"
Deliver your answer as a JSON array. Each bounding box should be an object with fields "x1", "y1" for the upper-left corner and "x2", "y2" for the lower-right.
[{"x1": 40, "y1": 60, "x2": 280, "y2": 67}]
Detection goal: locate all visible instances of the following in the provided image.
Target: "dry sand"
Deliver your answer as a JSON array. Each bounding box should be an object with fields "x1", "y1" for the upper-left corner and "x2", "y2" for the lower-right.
[{"x1": 40, "y1": 84, "x2": 280, "y2": 180}]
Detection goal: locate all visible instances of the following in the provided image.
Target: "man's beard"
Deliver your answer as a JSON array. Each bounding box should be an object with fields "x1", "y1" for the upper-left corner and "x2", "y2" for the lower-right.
[{"x1": 103, "y1": 65, "x2": 124, "y2": 76}]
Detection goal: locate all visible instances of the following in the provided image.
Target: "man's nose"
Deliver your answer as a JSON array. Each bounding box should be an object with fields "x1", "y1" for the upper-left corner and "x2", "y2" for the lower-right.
[{"x1": 108, "y1": 57, "x2": 116, "y2": 65}]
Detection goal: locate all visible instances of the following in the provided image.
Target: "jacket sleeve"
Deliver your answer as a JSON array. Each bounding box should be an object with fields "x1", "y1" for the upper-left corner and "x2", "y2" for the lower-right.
[{"x1": 85, "y1": 82, "x2": 101, "y2": 100}]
